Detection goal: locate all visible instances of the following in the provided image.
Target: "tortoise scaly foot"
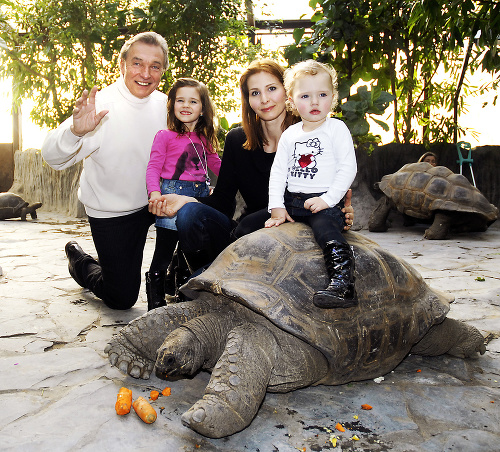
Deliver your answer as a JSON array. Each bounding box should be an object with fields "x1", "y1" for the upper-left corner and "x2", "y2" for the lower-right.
[
  {"x1": 181, "y1": 324, "x2": 276, "y2": 438},
  {"x1": 105, "y1": 301, "x2": 213, "y2": 379}
]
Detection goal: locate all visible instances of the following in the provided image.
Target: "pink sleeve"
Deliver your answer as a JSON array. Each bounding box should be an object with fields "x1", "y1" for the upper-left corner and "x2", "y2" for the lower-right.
[
  {"x1": 146, "y1": 130, "x2": 169, "y2": 196},
  {"x1": 206, "y1": 145, "x2": 222, "y2": 176}
]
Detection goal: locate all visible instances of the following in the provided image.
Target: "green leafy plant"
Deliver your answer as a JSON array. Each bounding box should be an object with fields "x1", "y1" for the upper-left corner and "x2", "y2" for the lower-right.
[
  {"x1": 339, "y1": 83, "x2": 395, "y2": 139},
  {"x1": 0, "y1": 0, "x2": 253, "y2": 129},
  {"x1": 285, "y1": 0, "x2": 500, "y2": 144}
]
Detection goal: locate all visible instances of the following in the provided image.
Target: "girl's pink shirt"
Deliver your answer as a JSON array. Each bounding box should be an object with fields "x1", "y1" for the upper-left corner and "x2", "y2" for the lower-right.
[{"x1": 146, "y1": 129, "x2": 221, "y2": 195}]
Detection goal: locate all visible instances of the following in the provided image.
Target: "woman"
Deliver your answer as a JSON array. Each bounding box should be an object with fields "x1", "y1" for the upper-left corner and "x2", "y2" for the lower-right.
[
  {"x1": 149, "y1": 59, "x2": 354, "y2": 274},
  {"x1": 418, "y1": 151, "x2": 438, "y2": 166}
]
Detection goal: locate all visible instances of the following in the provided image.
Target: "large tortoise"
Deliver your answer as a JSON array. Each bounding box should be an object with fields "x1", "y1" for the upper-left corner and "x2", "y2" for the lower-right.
[
  {"x1": 105, "y1": 223, "x2": 486, "y2": 438},
  {"x1": 0, "y1": 192, "x2": 42, "y2": 220},
  {"x1": 368, "y1": 162, "x2": 498, "y2": 239}
]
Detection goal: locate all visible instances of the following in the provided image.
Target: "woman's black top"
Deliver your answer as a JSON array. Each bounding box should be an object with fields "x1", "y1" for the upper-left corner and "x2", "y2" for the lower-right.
[{"x1": 198, "y1": 127, "x2": 275, "y2": 221}]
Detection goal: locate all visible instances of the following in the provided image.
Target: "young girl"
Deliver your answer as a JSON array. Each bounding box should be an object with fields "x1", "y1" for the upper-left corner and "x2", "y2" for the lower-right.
[{"x1": 145, "y1": 78, "x2": 221, "y2": 310}]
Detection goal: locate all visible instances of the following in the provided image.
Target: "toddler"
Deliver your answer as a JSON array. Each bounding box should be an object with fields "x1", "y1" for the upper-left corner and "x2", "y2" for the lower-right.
[{"x1": 266, "y1": 60, "x2": 358, "y2": 308}]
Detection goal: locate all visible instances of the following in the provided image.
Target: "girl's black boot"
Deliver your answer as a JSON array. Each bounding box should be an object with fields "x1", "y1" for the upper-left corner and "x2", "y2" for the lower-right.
[{"x1": 146, "y1": 271, "x2": 166, "y2": 311}]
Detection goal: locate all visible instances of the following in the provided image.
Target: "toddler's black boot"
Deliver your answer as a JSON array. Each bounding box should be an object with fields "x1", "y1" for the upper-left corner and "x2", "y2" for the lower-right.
[{"x1": 313, "y1": 240, "x2": 358, "y2": 309}]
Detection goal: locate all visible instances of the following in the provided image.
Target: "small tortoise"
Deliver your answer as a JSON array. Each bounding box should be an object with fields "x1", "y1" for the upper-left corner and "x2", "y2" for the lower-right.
[
  {"x1": 0, "y1": 192, "x2": 42, "y2": 220},
  {"x1": 368, "y1": 162, "x2": 498, "y2": 239},
  {"x1": 105, "y1": 223, "x2": 485, "y2": 438}
]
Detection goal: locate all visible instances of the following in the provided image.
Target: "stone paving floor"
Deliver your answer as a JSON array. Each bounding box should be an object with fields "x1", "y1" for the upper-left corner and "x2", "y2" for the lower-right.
[{"x1": 0, "y1": 212, "x2": 499, "y2": 452}]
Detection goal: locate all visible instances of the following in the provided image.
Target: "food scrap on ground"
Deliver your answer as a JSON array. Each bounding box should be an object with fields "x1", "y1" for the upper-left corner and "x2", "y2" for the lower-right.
[
  {"x1": 115, "y1": 387, "x2": 132, "y2": 415},
  {"x1": 352, "y1": 434, "x2": 360, "y2": 441},
  {"x1": 162, "y1": 387, "x2": 171, "y2": 396},
  {"x1": 361, "y1": 404, "x2": 373, "y2": 410},
  {"x1": 133, "y1": 396, "x2": 157, "y2": 424},
  {"x1": 335, "y1": 422, "x2": 345, "y2": 432},
  {"x1": 150, "y1": 390, "x2": 160, "y2": 401}
]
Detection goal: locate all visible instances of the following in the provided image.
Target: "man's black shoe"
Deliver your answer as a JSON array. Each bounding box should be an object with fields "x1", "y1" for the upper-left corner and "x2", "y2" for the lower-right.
[{"x1": 65, "y1": 241, "x2": 91, "y2": 288}]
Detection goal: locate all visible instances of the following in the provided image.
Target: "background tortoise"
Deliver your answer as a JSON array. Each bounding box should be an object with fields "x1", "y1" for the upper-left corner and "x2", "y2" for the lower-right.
[
  {"x1": 0, "y1": 192, "x2": 42, "y2": 220},
  {"x1": 105, "y1": 223, "x2": 485, "y2": 438},
  {"x1": 368, "y1": 162, "x2": 498, "y2": 239}
]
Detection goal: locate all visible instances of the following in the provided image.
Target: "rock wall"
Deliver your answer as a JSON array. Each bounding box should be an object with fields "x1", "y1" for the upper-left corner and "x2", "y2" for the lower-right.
[{"x1": 9, "y1": 148, "x2": 85, "y2": 217}]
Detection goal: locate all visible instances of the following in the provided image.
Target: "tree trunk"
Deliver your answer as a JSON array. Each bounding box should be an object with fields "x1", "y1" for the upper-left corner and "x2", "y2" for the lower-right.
[{"x1": 453, "y1": 37, "x2": 474, "y2": 143}]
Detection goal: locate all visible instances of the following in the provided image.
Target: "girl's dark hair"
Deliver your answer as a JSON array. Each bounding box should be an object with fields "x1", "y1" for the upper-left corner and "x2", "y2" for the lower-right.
[
  {"x1": 239, "y1": 59, "x2": 298, "y2": 151},
  {"x1": 167, "y1": 78, "x2": 219, "y2": 153}
]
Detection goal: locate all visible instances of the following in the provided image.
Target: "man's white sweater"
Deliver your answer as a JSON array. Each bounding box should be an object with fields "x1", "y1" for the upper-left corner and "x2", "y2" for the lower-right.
[{"x1": 41, "y1": 77, "x2": 167, "y2": 218}]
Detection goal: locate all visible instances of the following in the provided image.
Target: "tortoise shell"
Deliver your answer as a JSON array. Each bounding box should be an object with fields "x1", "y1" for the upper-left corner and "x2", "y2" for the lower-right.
[
  {"x1": 378, "y1": 162, "x2": 498, "y2": 221},
  {"x1": 184, "y1": 222, "x2": 452, "y2": 385},
  {"x1": 0, "y1": 192, "x2": 29, "y2": 219}
]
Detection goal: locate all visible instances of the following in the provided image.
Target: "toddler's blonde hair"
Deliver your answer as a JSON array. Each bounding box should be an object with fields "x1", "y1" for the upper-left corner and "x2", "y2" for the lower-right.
[{"x1": 284, "y1": 60, "x2": 339, "y2": 114}]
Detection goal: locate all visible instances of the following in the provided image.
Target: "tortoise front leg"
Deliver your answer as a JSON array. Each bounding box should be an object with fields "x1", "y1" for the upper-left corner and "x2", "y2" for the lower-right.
[
  {"x1": 424, "y1": 211, "x2": 452, "y2": 239},
  {"x1": 181, "y1": 323, "x2": 276, "y2": 438},
  {"x1": 105, "y1": 299, "x2": 213, "y2": 379},
  {"x1": 368, "y1": 196, "x2": 392, "y2": 232}
]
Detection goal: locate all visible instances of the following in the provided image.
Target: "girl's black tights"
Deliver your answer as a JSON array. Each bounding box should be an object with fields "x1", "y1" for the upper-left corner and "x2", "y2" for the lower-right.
[{"x1": 149, "y1": 227, "x2": 178, "y2": 272}]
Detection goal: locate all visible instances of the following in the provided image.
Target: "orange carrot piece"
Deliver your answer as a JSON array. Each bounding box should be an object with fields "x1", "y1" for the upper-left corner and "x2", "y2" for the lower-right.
[
  {"x1": 162, "y1": 387, "x2": 171, "y2": 396},
  {"x1": 115, "y1": 387, "x2": 132, "y2": 415},
  {"x1": 150, "y1": 390, "x2": 160, "y2": 401},
  {"x1": 335, "y1": 422, "x2": 345, "y2": 432},
  {"x1": 361, "y1": 404, "x2": 373, "y2": 410},
  {"x1": 133, "y1": 396, "x2": 157, "y2": 424}
]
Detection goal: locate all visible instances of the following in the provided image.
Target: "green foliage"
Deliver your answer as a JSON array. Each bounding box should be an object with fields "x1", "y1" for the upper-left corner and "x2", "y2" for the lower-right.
[
  {"x1": 285, "y1": 0, "x2": 500, "y2": 144},
  {"x1": 0, "y1": 0, "x2": 127, "y2": 127},
  {"x1": 131, "y1": 0, "x2": 250, "y2": 115},
  {"x1": 284, "y1": 0, "x2": 395, "y2": 141},
  {"x1": 0, "y1": 0, "x2": 251, "y2": 129},
  {"x1": 339, "y1": 83, "x2": 395, "y2": 140}
]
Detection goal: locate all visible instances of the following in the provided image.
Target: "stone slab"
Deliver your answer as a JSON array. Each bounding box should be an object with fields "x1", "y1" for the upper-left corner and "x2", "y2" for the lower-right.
[{"x1": 0, "y1": 212, "x2": 499, "y2": 451}]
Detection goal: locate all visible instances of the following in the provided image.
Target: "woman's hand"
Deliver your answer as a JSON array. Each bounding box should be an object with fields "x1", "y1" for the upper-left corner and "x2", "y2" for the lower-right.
[
  {"x1": 148, "y1": 194, "x2": 197, "y2": 217},
  {"x1": 342, "y1": 189, "x2": 354, "y2": 230}
]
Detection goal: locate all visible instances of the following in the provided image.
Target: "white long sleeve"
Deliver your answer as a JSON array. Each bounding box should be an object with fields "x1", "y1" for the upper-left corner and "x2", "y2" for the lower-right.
[
  {"x1": 42, "y1": 77, "x2": 167, "y2": 218},
  {"x1": 268, "y1": 118, "x2": 356, "y2": 210}
]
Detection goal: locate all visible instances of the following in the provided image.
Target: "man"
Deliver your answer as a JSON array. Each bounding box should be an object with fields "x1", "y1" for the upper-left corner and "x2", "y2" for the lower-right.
[{"x1": 42, "y1": 32, "x2": 169, "y2": 310}]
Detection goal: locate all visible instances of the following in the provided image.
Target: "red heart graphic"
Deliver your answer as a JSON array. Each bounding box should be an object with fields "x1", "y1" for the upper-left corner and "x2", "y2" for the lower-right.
[{"x1": 299, "y1": 154, "x2": 313, "y2": 168}]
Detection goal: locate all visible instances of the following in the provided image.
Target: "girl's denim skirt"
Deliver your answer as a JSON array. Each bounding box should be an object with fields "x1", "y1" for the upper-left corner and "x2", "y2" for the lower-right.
[{"x1": 156, "y1": 179, "x2": 209, "y2": 230}]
